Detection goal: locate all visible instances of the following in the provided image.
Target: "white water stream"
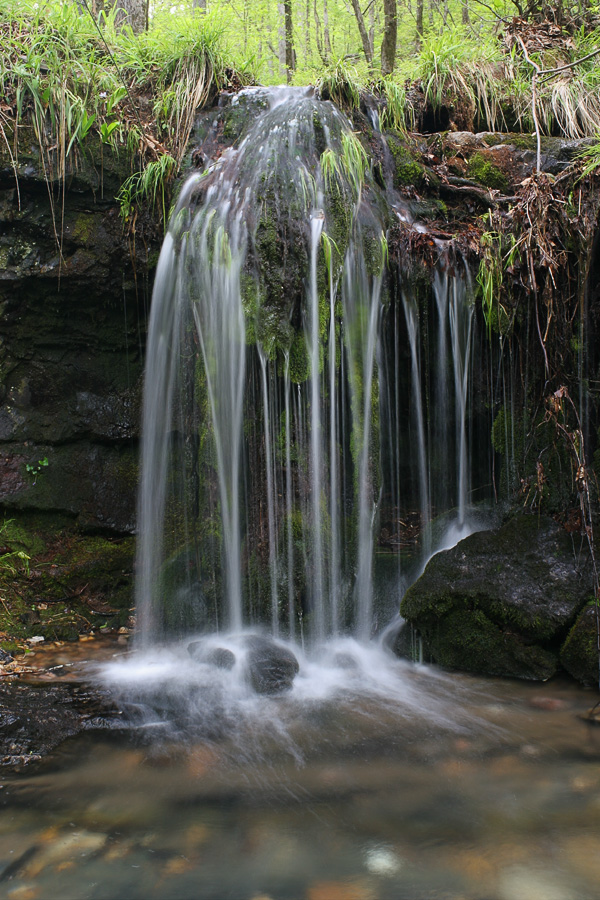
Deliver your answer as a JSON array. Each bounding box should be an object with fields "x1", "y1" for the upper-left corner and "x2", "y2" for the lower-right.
[{"x1": 128, "y1": 86, "x2": 485, "y2": 718}]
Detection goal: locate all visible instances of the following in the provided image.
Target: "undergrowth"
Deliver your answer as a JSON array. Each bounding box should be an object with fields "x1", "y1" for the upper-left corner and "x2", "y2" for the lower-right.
[
  {"x1": 314, "y1": 22, "x2": 600, "y2": 140},
  {"x1": 0, "y1": 0, "x2": 254, "y2": 234}
]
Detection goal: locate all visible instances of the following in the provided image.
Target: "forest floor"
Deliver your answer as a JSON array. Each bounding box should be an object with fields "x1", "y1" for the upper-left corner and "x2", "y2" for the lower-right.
[{"x1": 0, "y1": 516, "x2": 135, "y2": 662}]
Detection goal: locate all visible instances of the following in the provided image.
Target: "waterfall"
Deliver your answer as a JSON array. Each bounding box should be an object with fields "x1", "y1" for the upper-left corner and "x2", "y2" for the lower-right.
[
  {"x1": 306, "y1": 213, "x2": 326, "y2": 641},
  {"x1": 343, "y1": 241, "x2": 382, "y2": 638},
  {"x1": 134, "y1": 87, "x2": 482, "y2": 647},
  {"x1": 402, "y1": 289, "x2": 431, "y2": 560}
]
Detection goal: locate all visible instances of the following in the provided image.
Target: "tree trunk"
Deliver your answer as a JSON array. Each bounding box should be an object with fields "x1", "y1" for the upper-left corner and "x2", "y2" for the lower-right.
[
  {"x1": 314, "y1": 0, "x2": 326, "y2": 63},
  {"x1": 381, "y1": 0, "x2": 397, "y2": 75},
  {"x1": 192, "y1": 0, "x2": 207, "y2": 10},
  {"x1": 461, "y1": 0, "x2": 470, "y2": 24},
  {"x1": 350, "y1": 0, "x2": 374, "y2": 67},
  {"x1": 323, "y1": 0, "x2": 332, "y2": 60},
  {"x1": 278, "y1": 2, "x2": 287, "y2": 80},
  {"x1": 416, "y1": 0, "x2": 423, "y2": 49},
  {"x1": 305, "y1": 0, "x2": 311, "y2": 66},
  {"x1": 284, "y1": 0, "x2": 295, "y2": 82},
  {"x1": 110, "y1": 0, "x2": 147, "y2": 33},
  {"x1": 278, "y1": 0, "x2": 295, "y2": 84}
]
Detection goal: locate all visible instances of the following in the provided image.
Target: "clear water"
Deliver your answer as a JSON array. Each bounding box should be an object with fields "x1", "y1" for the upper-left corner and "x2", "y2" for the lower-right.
[{"x1": 1, "y1": 643, "x2": 600, "y2": 900}]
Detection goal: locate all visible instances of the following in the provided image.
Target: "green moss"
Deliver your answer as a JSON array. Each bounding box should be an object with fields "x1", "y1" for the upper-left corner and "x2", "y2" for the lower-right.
[
  {"x1": 72, "y1": 214, "x2": 96, "y2": 244},
  {"x1": 507, "y1": 134, "x2": 538, "y2": 151},
  {"x1": 146, "y1": 249, "x2": 160, "y2": 270},
  {"x1": 325, "y1": 183, "x2": 352, "y2": 261},
  {"x1": 0, "y1": 517, "x2": 46, "y2": 556},
  {"x1": 491, "y1": 406, "x2": 521, "y2": 456},
  {"x1": 0, "y1": 514, "x2": 135, "y2": 650},
  {"x1": 560, "y1": 602, "x2": 599, "y2": 684},
  {"x1": 312, "y1": 109, "x2": 327, "y2": 156},
  {"x1": 362, "y1": 231, "x2": 387, "y2": 278},
  {"x1": 221, "y1": 96, "x2": 268, "y2": 143},
  {"x1": 252, "y1": 209, "x2": 306, "y2": 359},
  {"x1": 466, "y1": 152, "x2": 508, "y2": 191},
  {"x1": 400, "y1": 584, "x2": 454, "y2": 621},
  {"x1": 241, "y1": 274, "x2": 259, "y2": 346},
  {"x1": 420, "y1": 607, "x2": 558, "y2": 679},
  {"x1": 288, "y1": 332, "x2": 310, "y2": 384},
  {"x1": 387, "y1": 137, "x2": 425, "y2": 189}
]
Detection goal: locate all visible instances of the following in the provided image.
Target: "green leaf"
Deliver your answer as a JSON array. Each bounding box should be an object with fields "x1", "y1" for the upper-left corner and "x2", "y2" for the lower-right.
[
  {"x1": 100, "y1": 120, "x2": 120, "y2": 144},
  {"x1": 107, "y1": 86, "x2": 127, "y2": 116}
]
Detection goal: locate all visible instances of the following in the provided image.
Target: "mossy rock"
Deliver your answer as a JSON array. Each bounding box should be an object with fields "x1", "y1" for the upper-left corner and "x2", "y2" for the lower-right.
[
  {"x1": 424, "y1": 607, "x2": 558, "y2": 680},
  {"x1": 220, "y1": 89, "x2": 270, "y2": 143},
  {"x1": 0, "y1": 123, "x2": 134, "y2": 195},
  {"x1": 408, "y1": 198, "x2": 448, "y2": 221},
  {"x1": 401, "y1": 514, "x2": 594, "y2": 680},
  {"x1": 0, "y1": 443, "x2": 138, "y2": 533},
  {"x1": 466, "y1": 152, "x2": 508, "y2": 191},
  {"x1": 0, "y1": 513, "x2": 135, "y2": 652},
  {"x1": 560, "y1": 603, "x2": 600, "y2": 686},
  {"x1": 387, "y1": 136, "x2": 426, "y2": 189}
]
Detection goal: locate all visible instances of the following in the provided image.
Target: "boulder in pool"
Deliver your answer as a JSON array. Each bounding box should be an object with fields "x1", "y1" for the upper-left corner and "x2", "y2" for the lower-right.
[
  {"x1": 188, "y1": 642, "x2": 236, "y2": 670},
  {"x1": 244, "y1": 635, "x2": 299, "y2": 695},
  {"x1": 400, "y1": 514, "x2": 594, "y2": 681}
]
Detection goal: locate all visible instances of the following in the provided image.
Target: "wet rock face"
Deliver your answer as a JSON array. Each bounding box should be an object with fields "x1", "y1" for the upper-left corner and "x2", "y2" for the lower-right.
[
  {"x1": 401, "y1": 515, "x2": 595, "y2": 681},
  {"x1": 244, "y1": 635, "x2": 299, "y2": 694},
  {"x1": 0, "y1": 682, "x2": 123, "y2": 770},
  {"x1": 0, "y1": 126, "x2": 158, "y2": 533}
]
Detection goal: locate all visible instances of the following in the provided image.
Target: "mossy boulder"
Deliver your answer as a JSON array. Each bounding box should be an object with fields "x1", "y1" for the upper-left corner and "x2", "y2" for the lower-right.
[
  {"x1": 401, "y1": 515, "x2": 594, "y2": 680},
  {"x1": 560, "y1": 603, "x2": 599, "y2": 686},
  {"x1": 189, "y1": 89, "x2": 387, "y2": 378},
  {"x1": 220, "y1": 88, "x2": 271, "y2": 144}
]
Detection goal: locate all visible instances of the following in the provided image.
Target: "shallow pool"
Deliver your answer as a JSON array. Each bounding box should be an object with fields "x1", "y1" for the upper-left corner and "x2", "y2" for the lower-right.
[{"x1": 1, "y1": 640, "x2": 600, "y2": 900}]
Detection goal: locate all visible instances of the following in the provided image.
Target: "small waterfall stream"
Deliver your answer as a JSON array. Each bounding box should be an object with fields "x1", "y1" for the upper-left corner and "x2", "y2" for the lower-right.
[{"x1": 134, "y1": 87, "x2": 482, "y2": 656}]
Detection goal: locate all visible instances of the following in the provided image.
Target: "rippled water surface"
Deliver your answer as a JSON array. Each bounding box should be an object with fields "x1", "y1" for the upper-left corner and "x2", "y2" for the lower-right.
[{"x1": 1, "y1": 640, "x2": 600, "y2": 900}]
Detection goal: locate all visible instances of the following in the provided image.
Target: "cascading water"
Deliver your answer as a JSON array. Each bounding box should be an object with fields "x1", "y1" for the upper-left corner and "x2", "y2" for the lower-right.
[
  {"x1": 135, "y1": 86, "x2": 394, "y2": 645},
  {"x1": 106, "y1": 87, "x2": 490, "y2": 741}
]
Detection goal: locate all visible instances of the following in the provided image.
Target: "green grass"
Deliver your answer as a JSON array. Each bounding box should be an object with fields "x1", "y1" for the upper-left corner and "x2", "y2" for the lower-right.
[
  {"x1": 316, "y1": 59, "x2": 362, "y2": 109},
  {"x1": 0, "y1": 0, "x2": 254, "y2": 229},
  {"x1": 2, "y1": 0, "x2": 600, "y2": 238},
  {"x1": 333, "y1": 22, "x2": 600, "y2": 140}
]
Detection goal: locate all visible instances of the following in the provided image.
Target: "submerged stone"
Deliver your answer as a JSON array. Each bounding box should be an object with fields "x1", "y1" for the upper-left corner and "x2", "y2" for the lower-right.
[
  {"x1": 401, "y1": 515, "x2": 594, "y2": 680},
  {"x1": 244, "y1": 635, "x2": 299, "y2": 694},
  {"x1": 0, "y1": 681, "x2": 124, "y2": 770}
]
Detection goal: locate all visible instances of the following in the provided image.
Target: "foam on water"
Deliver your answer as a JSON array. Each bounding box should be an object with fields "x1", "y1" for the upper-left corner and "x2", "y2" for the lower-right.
[{"x1": 97, "y1": 628, "x2": 492, "y2": 770}]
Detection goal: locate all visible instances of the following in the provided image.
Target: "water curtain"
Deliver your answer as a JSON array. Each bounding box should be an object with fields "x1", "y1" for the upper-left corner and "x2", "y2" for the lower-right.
[{"x1": 135, "y1": 87, "x2": 476, "y2": 646}]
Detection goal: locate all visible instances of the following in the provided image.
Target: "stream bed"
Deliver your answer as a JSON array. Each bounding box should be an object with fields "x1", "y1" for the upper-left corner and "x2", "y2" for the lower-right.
[{"x1": 1, "y1": 640, "x2": 600, "y2": 900}]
